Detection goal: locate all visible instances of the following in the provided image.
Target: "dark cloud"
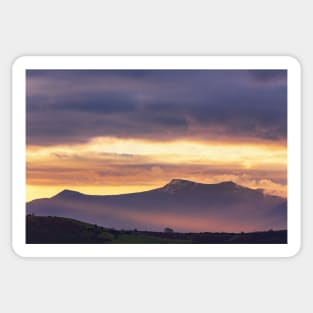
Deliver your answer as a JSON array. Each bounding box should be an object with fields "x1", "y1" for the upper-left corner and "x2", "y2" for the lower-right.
[
  {"x1": 26, "y1": 69, "x2": 287, "y2": 145},
  {"x1": 248, "y1": 70, "x2": 287, "y2": 83}
]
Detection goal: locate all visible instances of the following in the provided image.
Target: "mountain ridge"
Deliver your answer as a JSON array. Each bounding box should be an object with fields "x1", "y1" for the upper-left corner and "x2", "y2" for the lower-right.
[
  {"x1": 27, "y1": 179, "x2": 287, "y2": 232},
  {"x1": 31, "y1": 179, "x2": 279, "y2": 202}
]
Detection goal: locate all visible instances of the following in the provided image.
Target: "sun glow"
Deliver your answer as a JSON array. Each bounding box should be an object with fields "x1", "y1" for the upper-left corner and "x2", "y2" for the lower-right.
[
  {"x1": 26, "y1": 136, "x2": 287, "y2": 201},
  {"x1": 27, "y1": 136, "x2": 286, "y2": 166}
]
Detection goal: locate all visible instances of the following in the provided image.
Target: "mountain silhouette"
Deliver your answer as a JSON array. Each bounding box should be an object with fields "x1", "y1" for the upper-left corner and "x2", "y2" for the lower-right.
[{"x1": 27, "y1": 179, "x2": 287, "y2": 232}]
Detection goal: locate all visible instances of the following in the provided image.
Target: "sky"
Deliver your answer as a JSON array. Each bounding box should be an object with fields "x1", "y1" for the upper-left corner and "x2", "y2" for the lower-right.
[{"x1": 26, "y1": 69, "x2": 287, "y2": 201}]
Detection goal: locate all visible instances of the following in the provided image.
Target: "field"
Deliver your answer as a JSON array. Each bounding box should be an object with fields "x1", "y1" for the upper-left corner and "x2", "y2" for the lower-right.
[{"x1": 26, "y1": 215, "x2": 287, "y2": 244}]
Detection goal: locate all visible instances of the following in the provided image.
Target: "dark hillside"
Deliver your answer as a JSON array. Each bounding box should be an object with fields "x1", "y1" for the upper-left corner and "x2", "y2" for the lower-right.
[
  {"x1": 26, "y1": 215, "x2": 287, "y2": 244},
  {"x1": 26, "y1": 215, "x2": 113, "y2": 244}
]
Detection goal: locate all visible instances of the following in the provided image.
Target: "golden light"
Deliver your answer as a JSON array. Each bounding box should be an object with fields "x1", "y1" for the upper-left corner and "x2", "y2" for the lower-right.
[{"x1": 26, "y1": 136, "x2": 287, "y2": 201}]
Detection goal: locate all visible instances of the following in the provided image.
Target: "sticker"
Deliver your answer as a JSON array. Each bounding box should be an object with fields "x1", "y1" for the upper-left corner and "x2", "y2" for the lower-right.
[{"x1": 12, "y1": 56, "x2": 301, "y2": 257}]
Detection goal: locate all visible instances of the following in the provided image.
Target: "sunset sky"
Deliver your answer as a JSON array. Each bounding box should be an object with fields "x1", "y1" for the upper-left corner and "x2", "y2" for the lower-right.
[{"x1": 26, "y1": 69, "x2": 287, "y2": 202}]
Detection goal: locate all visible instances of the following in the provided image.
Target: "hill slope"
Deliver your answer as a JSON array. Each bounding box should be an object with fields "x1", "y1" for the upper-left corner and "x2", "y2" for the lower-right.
[
  {"x1": 27, "y1": 179, "x2": 287, "y2": 232},
  {"x1": 26, "y1": 215, "x2": 287, "y2": 244}
]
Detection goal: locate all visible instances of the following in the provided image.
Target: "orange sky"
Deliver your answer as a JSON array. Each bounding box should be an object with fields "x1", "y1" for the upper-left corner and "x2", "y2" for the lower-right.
[
  {"x1": 26, "y1": 136, "x2": 287, "y2": 201},
  {"x1": 26, "y1": 69, "x2": 287, "y2": 202}
]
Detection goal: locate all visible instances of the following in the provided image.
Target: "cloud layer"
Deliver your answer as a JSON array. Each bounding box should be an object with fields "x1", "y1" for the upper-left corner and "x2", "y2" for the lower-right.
[
  {"x1": 26, "y1": 69, "x2": 287, "y2": 201},
  {"x1": 26, "y1": 69, "x2": 287, "y2": 145}
]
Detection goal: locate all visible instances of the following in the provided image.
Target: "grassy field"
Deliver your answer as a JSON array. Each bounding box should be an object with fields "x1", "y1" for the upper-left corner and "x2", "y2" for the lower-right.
[{"x1": 26, "y1": 215, "x2": 287, "y2": 244}]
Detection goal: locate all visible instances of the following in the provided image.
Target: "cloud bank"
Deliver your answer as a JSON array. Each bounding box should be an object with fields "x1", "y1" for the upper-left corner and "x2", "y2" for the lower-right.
[{"x1": 26, "y1": 69, "x2": 287, "y2": 146}]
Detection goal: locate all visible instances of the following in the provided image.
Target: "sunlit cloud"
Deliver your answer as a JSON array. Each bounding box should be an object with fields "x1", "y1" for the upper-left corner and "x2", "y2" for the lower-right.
[
  {"x1": 26, "y1": 70, "x2": 287, "y2": 203},
  {"x1": 27, "y1": 136, "x2": 286, "y2": 166},
  {"x1": 26, "y1": 136, "x2": 287, "y2": 201}
]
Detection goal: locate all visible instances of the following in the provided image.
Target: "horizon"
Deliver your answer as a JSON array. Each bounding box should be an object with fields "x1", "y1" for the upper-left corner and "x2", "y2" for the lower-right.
[
  {"x1": 27, "y1": 178, "x2": 287, "y2": 202},
  {"x1": 26, "y1": 69, "x2": 287, "y2": 202}
]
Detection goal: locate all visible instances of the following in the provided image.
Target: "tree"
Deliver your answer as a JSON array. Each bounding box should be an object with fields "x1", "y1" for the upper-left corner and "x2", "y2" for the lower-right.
[{"x1": 164, "y1": 227, "x2": 174, "y2": 233}]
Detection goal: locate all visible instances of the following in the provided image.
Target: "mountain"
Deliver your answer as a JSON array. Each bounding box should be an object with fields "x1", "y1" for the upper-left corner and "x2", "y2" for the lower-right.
[{"x1": 26, "y1": 179, "x2": 287, "y2": 233}]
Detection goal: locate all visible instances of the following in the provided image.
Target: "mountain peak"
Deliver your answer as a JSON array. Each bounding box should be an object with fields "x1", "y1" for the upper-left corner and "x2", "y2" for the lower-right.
[
  {"x1": 217, "y1": 181, "x2": 238, "y2": 187},
  {"x1": 52, "y1": 189, "x2": 84, "y2": 199},
  {"x1": 162, "y1": 179, "x2": 197, "y2": 194},
  {"x1": 161, "y1": 179, "x2": 247, "y2": 194},
  {"x1": 169, "y1": 178, "x2": 194, "y2": 185}
]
